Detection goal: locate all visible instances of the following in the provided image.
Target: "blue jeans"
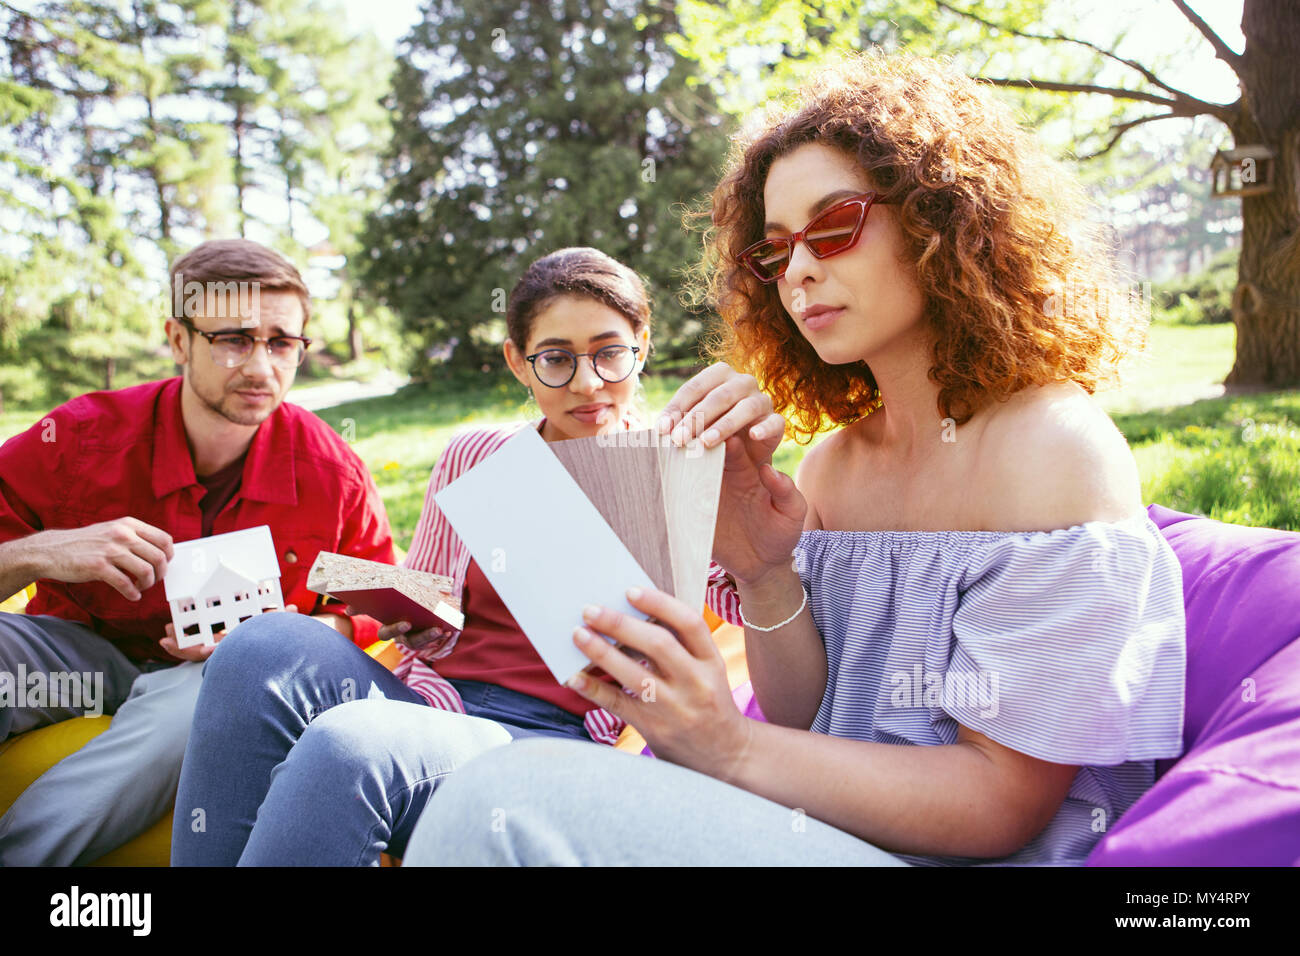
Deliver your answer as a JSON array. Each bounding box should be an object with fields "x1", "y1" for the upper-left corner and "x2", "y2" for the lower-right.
[
  {"x1": 402, "y1": 738, "x2": 912, "y2": 866},
  {"x1": 171, "y1": 613, "x2": 590, "y2": 866}
]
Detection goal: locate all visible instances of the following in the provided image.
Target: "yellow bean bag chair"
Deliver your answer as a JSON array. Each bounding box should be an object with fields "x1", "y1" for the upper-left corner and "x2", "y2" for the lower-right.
[{"x1": 0, "y1": 713, "x2": 173, "y2": 865}]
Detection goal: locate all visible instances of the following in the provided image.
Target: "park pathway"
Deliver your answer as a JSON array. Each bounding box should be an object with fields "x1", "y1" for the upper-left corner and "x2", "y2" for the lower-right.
[
  {"x1": 1098, "y1": 382, "x2": 1227, "y2": 414},
  {"x1": 290, "y1": 369, "x2": 409, "y2": 411}
]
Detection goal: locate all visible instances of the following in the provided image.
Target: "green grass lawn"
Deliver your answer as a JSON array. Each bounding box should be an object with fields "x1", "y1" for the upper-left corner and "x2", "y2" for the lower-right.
[
  {"x1": 1096, "y1": 323, "x2": 1237, "y2": 414},
  {"x1": 3, "y1": 322, "x2": 1296, "y2": 544},
  {"x1": 1113, "y1": 391, "x2": 1300, "y2": 532}
]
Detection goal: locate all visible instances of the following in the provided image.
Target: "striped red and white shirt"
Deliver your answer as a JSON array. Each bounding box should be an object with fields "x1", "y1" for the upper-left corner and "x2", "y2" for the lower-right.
[{"x1": 395, "y1": 420, "x2": 743, "y2": 746}]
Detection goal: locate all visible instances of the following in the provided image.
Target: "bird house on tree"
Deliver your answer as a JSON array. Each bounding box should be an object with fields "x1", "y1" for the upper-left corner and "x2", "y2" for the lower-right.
[
  {"x1": 163, "y1": 525, "x2": 283, "y2": 648},
  {"x1": 1210, "y1": 146, "x2": 1275, "y2": 199}
]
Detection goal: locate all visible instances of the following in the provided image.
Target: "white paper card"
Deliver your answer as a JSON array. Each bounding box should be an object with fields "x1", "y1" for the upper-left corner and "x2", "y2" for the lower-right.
[{"x1": 434, "y1": 427, "x2": 655, "y2": 684}]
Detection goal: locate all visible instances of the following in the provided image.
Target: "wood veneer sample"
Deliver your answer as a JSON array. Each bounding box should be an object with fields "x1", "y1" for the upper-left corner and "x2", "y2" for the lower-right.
[
  {"x1": 549, "y1": 432, "x2": 675, "y2": 594},
  {"x1": 549, "y1": 429, "x2": 724, "y2": 611},
  {"x1": 656, "y1": 439, "x2": 725, "y2": 613}
]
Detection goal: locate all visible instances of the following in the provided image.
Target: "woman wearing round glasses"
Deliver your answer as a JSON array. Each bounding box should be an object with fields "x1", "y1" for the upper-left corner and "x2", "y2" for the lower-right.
[
  {"x1": 171, "y1": 246, "x2": 783, "y2": 864},
  {"x1": 400, "y1": 53, "x2": 1186, "y2": 866}
]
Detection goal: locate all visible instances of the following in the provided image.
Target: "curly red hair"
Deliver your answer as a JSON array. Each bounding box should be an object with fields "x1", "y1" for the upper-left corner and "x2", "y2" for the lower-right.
[{"x1": 693, "y1": 53, "x2": 1145, "y2": 442}]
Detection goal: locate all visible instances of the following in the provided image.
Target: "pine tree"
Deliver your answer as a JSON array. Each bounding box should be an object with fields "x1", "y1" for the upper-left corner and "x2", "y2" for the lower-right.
[
  {"x1": 0, "y1": 0, "x2": 162, "y2": 404},
  {"x1": 1, "y1": 0, "x2": 395, "y2": 407},
  {"x1": 362, "y1": 0, "x2": 730, "y2": 375}
]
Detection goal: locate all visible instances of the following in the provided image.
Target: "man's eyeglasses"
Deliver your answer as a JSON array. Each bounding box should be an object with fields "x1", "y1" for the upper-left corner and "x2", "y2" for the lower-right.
[
  {"x1": 738, "y1": 191, "x2": 892, "y2": 283},
  {"x1": 177, "y1": 317, "x2": 312, "y2": 369},
  {"x1": 525, "y1": 345, "x2": 640, "y2": 388}
]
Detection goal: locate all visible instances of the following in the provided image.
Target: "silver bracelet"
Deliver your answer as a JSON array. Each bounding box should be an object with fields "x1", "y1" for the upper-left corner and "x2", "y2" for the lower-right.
[{"x1": 739, "y1": 587, "x2": 808, "y2": 632}]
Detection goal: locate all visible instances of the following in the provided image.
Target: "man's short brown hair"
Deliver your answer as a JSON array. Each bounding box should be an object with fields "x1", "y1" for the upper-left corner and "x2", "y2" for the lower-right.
[{"x1": 169, "y1": 238, "x2": 311, "y2": 326}]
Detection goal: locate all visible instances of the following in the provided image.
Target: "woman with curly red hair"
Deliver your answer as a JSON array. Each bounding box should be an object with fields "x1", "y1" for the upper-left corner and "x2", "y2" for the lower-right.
[{"x1": 401, "y1": 53, "x2": 1186, "y2": 866}]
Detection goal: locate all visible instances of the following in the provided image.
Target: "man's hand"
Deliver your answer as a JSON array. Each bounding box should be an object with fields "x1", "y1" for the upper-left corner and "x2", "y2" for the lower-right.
[
  {"x1": 159, "y1": 603, "x2": 297, "y2": 662},
  {"x1": 12, "y1": 518, "x2": 174, "y2": 602}
]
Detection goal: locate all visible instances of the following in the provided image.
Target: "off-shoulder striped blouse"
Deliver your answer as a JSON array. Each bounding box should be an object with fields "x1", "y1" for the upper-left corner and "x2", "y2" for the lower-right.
[{"x1": 796, "y1": 513, "x2": 1187, "y2": 865}]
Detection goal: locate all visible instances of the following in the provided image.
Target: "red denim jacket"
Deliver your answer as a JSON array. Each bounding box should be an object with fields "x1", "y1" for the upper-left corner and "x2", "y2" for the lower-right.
[{"x1": 0, "y1": 377, "x2": 392, "y2": 663}]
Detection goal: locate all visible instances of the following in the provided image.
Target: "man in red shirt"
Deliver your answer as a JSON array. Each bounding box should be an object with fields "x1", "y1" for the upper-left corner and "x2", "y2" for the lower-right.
[{"x1": 0, "y1": 239, "x2": 393, "y2": 864}]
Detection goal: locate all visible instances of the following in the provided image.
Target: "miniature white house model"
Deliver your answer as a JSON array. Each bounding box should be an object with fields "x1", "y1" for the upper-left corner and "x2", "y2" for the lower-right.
[{"x1": 164, "y1": 525, "x2": 283, "y2": 648}]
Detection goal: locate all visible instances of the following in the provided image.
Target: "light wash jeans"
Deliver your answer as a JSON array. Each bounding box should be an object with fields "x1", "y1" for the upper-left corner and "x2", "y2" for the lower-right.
[
  {"x1": 402, "y1": 738, "x2": 912, "y2": 866},
  {"x1": 171, "y1": 613, "x2": 592, "y2": 866},
  {"x1": 0, "y1": 612, "x2": 201, "y2": 866}
]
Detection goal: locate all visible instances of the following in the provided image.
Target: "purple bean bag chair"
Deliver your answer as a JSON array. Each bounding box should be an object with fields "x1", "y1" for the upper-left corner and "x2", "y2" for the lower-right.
[
  {"x1": 727, "y1": 504, "x2": 1300, "y2": 865},
  {"x1": 1086, "y1": 504, "x2": 1300, "y2": 865}
]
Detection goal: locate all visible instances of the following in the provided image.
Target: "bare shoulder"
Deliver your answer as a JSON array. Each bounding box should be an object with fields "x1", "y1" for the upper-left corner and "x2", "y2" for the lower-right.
[
  {"x1": 974, "y1": 381, "x2": 1143, "y2": 531},
  {"x1": 792, "y1": 433, "x2": 824, "y2": 482},
  {"x1": 792, "y1": 428, "x2": 855, "y2": 531}
]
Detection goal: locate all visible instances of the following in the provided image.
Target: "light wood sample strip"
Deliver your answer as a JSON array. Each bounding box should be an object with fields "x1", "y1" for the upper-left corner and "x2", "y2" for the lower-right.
[{"x1": 657, "y1": 440, "x2": 725, "y2": 612}]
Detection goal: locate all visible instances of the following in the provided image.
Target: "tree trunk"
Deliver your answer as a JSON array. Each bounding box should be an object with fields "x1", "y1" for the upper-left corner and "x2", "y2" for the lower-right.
[
  {"x1": 1225, "y1": 0, "x2": 1300, "y2": 388},
  {"x1": 347, "y1": 297, "x2": 363, "y2": 361},
  {"x1": 104, "y1": 356, "x2": 115, "y2": 391},
  {"x1": 230, "y1": 0, "x2": 249, "y2": 239},
  {"x1": 147, "y1": 98, "x2": 171, "y2": 243},
  {"x1": 285, "y1": 162, "x2": 294, "y2": 237},
  {"x1": 135, "y1": 0, "x2": 170, "y2": 245},
  {"x1": 234, "y1": 99, "x2": 248, "y2": 238}
]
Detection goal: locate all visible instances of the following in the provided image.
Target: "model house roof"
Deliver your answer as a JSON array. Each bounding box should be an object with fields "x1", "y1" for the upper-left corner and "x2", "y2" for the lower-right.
[
  {"x1": 192, "y1": 559, "x2": 259, "y2": 598},
  {"x1": 164, "y1": 525, "x2": 280, "y2": 599}
]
